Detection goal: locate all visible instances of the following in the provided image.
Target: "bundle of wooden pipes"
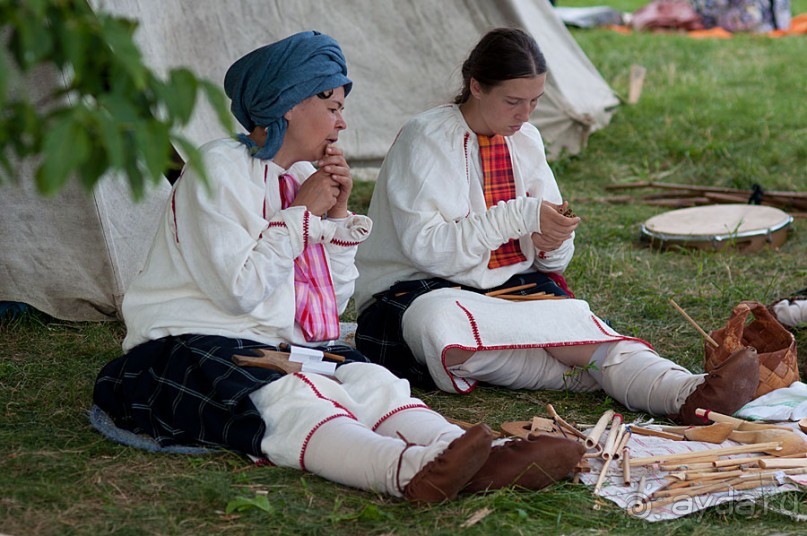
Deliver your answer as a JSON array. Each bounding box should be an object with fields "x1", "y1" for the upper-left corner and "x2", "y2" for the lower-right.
[{"x1": 591, "y1": 408, "x2": 807, "y2": 513}]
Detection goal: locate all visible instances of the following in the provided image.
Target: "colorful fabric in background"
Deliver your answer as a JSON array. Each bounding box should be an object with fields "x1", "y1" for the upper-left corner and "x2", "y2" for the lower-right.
[
  {"x1": 691, "y1": 0, "x2": 791, "y2": 32},
  {"x1": 278, "y1": 174, "x2": 340, "y2": 342},
  {"x1": 478, "y1": 134, "x2": 528, "y2": 270},
  {"x1": 611, "y1": 0, "x2": 805, "y2": 36}
]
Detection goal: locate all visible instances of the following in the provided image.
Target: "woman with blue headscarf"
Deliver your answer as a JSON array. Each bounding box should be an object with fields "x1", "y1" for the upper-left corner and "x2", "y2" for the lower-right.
[{"x1": 93, "y1": 31, "x2": 580, "y2": 502}]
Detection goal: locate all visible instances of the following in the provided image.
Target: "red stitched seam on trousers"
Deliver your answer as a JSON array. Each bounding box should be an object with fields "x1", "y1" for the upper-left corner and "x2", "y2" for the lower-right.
[
  {"x1": 371, "y1": 403, "x2": 431, "y2": 431},
  {"x1": 454, "y1": 300, "x2": 483, "y2": 347},
  {"x1": 299, "y1": 413, "x2": 352, "y2": 471}
]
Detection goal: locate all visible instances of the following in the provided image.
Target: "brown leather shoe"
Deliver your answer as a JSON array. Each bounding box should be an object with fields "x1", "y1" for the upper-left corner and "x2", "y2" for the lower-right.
[
  {"x1": 403, "y1": 424, "x2": 493, "y2": 503},
  {"x1": 462, "y1": 435, "x2": 585, "y2": 494},
  {"x1": 673, "y1": 346, "x2": 759, "y2": 425}
]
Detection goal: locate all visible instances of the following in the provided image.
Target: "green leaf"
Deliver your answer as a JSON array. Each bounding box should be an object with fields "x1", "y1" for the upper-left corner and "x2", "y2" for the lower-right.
[
  {"x1": 77, "y1": 137, "x2": 109, "y2": 191},
  {"x1": 13, "y1": 9, "x2": 54, "y2": 70},
  {"x1": 224, "y1": 495, "x2": 274, "y2": 515},
  {"x1": 97, "y1": 15, "x2": 145, "y2": 89},
  {"x1": 95, "y1": 110, "x2": 125, "y2": 170},
  {"x1": 36, "y1": 111, "x2": 90, "y2": 195},
  {"x1": 166, "y1": 68, "x2": 198, "y2": 124},
  {"x1": 0, "y1": 47, "x2": 8, "y2": 103},
  {"x1": 134, "y1": 120, "x2": 170, "y2": 182},
  {"x1": 173, "y1": 135, "x2": 210, "y2": 193},
  {"x1": 54, "y1": 12, "x2": 89, "y2": 78},
  {"x1": 199, "y1": 79, "x2": 234, "y2": 132},
  {"x1": 99, "y1": 92, "x2": 140, "y2": 125}
]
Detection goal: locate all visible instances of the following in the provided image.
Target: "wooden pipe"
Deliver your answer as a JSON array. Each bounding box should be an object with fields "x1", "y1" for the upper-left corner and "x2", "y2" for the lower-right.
[
  {"x1": 728, "y1": 429, "x2": 807, "y2": 457},
  {"x1": 586, "y1": 410, "x2": 615, "y2": 448},
  {"x1": 657, "y1": 423, "x2": 735, "y2": 443},
  {"x1": 631, "y1": 426, "x2": 684, "y2": 441},
  {"x1": 695, "y1": 409, "x2": 795, "y2": 432},
  {"x1": 629, "y1": 441, "x2": 783, "y2": 466}
]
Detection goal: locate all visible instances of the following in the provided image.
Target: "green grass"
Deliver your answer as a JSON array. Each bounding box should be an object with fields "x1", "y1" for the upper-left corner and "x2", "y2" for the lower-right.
[{"x1": 3, "y1": 3, "x2": 807, "y2": 534}]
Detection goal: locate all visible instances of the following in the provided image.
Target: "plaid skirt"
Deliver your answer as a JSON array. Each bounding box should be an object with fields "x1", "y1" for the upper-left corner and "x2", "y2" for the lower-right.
[
  {"x1": 93, "y1": 334, "x2": 367, "y2": 456},
  {"x1": 355, "y1": 272, "x2": 569, "y2": 390}
]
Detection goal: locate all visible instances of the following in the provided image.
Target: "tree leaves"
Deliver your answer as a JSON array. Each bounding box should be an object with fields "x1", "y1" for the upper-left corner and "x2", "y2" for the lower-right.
[{"x1": 0, "y1": 0, "x2": 232, "y2": 200}]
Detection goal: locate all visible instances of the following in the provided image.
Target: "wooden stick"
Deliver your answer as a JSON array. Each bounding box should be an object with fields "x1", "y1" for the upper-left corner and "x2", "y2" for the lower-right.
[
  {"x1": 496, "y1": 293, "x2": 566, "y2": 301},
  {"x1": 639, "y1": 476, "x2": 779, "y2": 512},
  {"x1": 660, "y1": 461, "x2": 717, "y2": 472},
  {"x1": 648, "y1": 478, "x2": 674, "y2": 498},
  {"x1": 645, "y1": 467, "x2": 807, "y2": 509},
  {"x1": 546, "y1": 404, "x2": 589, "y2": 442},
  {"x1": 613, "y1": 426, "x2": 631, "y2": 461},
  {"x1": 668, "y1": 299, "x2": 719, "y2": 348},
  {"x1": 695, "y1": 409, "x2": 794, "y2": 432},
  {"x1": 485, "y1": 283, "x2": 536, "y2": 297},
  {"x1": 713, "y1": 456, "x2": 767, "y2": 468},
  {"x1": 622, "y1": 449, "x2": 632, "y2": 485},
  {"x1": 605, "y1": 181, "x2": 807, "y2": 199},
  {"x1": 630, "y1": 426, "x2": 685, "y2": 441},
  {"x1": 586, "y1": 410, "x2": 614, "y2": 449},
  {"x1": 627, "y1": 64, "x2": 647, "y2": 105},
  {"x1": 629, "y1": 442, "x2": 783, "y2": 466},
  {"x1": 445, "y1": 418, "x2": 503, "y2": 439},
  {"x1": 758, "y1": 458, "x2": 807, "y2": 469},
  {"x1": 593, "y1": 456, "x2": 614, "y2": 495},
  {"x1": 602, "y1": 416, "x2": 624, "y2": 460}
]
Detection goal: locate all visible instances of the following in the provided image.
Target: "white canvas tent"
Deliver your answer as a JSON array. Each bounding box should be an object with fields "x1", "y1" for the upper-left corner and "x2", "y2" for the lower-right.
[{"x1": 0, "y1": 0, "x2": 618, "y2": 321}]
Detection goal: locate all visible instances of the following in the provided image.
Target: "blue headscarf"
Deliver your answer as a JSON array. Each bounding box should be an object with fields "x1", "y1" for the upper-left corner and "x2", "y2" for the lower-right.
[{"x1": 224, "y1": 31, "x2": 353, "y2": 160}]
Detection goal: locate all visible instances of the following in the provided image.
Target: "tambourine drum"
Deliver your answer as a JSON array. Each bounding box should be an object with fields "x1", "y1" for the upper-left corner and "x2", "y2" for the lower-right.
[{"x1": 640, "y1": 204, "x2": 793, "y2": 252}]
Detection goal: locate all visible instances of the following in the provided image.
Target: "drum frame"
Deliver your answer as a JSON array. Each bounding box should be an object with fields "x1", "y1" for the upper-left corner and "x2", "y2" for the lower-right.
[{"x1": 640, "y1": 211, "x2": 793, "y2": 252}]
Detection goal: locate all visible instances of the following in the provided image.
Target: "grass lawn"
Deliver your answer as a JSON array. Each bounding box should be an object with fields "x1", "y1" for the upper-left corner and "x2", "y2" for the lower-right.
[{"x1": 2, "y1": 1, "x2": 807, "y2": 534}]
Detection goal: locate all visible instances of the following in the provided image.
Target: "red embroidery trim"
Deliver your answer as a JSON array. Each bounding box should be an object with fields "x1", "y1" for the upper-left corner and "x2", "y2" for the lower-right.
[
  {"x1": 329, "y1": 238, "x2": 362, "y2": 247},
  {"x1": 302, "y1": 211, "x2": 310, "y2": 249},
  {"x1": 463, "y1": 132, "x2": 470, "y2": 186},
  {"x1": 292, "y1": 372, "x2": 355, "y2": 416},
  {"x1": 267, "y1": 221, "x2": 287, "y2": 229},
  {"x1": 439, "y1": 344, "x2": 479, "y2": 394},
  {"x1": 591, "y1": 315, "x2": 653, "y2": 350},
  {"x1": 299, "y1": 413, "x2": 352, "y2": 471},
  {"x1": 455, "y1": 300, "x2": 482, "y2": 347},
  {"x1": 171, "y1": 189, "x2": 179, "y2": 244},
  {"x1": 371, "y1": 403, "x2": 431, "y2": 431},
  {"x1": 263, "y1": 164, "x2": 269, "y2": 220}
]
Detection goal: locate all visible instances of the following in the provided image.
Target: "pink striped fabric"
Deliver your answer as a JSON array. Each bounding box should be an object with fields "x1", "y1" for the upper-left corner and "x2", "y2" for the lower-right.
[{"x1": 278, "y1": 173, "x2": 340, "y2": 342}]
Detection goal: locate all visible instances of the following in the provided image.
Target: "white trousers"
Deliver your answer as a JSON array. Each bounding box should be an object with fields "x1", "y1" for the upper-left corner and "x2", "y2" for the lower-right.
[
  {"x1": 402, "y1": 289, "x2": 704, "y2": 415},
  {"x1": 248, "y1": 362, "x2": 465, "y2": 497},
  {"x1": 451, "y1": 341, "x2": 704, "y2": 415}
]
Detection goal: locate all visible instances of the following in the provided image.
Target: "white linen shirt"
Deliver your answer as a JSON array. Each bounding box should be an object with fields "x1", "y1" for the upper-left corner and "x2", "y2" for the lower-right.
[
  {"x1": 122, "y1": 137, "x2": 370, "y2": 351},
  {"x1": 355, "y1": 104, "x2": 574, "y2": 313}
]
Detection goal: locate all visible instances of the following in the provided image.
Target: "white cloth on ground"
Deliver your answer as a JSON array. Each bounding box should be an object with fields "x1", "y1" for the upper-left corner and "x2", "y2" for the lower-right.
[
  {"x1": 734, "y1": 381, "x2": 807, "y2": 421},
  {"x1": 248, "y1": 362, "x2": 462, "y2": 497}
]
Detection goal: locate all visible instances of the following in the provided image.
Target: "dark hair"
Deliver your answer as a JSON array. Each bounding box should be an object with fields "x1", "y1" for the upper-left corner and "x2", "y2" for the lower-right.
[
  {"x1": 453, "y1": 28, "x2": 547, "y2": 104},
  {"x1": 317, "y1": 89, "x2": 334, "y2": 99}
]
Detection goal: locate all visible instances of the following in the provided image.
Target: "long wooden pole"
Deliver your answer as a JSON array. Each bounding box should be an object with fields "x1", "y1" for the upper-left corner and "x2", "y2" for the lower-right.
[
  {"x1": 629, "y1": 442, "x2": 783, "y2": 466},
  {"x1": 669, "y1": 299, "x2": 719, "y2": 347}
]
